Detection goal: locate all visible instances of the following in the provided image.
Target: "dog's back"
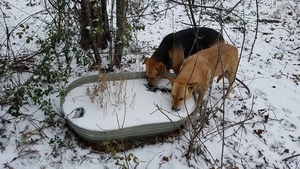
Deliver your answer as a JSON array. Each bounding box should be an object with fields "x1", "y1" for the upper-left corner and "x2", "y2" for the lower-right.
[
  {"x1": 177, "y1": 27, "x2": 224, "y2": 57},
  {"x1": 182, "y1": 43, "x2": 238, "y2": 83},
  {"x1": 152, "y1": 27, "x2": 224, "y2": 69}
]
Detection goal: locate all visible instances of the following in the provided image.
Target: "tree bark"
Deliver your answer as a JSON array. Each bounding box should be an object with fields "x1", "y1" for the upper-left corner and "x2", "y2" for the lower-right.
[
  {"x1": 79, "y1": 0, "x2": 111, "y2": 65},
  {"x1": 114, "y1": 0, "x2": 128, "y2": 67}
]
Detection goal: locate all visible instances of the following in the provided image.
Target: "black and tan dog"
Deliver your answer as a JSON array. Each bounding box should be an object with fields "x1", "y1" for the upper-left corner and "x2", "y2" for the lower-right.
[
  {"x1": 166, "y1": 43, "x2": 239, "y2": 111},
  {"x1": 143, "y1": 27, "x2": 224, "y2": 87}
]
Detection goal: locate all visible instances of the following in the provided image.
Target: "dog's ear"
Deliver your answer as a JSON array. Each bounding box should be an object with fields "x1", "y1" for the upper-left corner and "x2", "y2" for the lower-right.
[
  {"x1": 166, "y1": 76, "x2": 175, "y2": 85},
  {"x1": 142, "y1": 57, "x2": 149, "y2": 64},
  {"x1": 156, "y1": 62, "x2": 166, "y2": 75},
  {"x1": 187, "y1": 82, "x2": 198, "y2": 91}
]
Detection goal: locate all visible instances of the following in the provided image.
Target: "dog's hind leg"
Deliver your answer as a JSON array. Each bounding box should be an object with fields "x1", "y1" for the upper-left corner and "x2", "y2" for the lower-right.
[
  {"x1": 224, "y1": 70, "x2": 237, "y2": 99},
  {"x1": 216, "y1": 73, "x2": 225, "y2": 83},
  {"x1": 216, "y1": 71, "x2": 232, "y2": 98}
]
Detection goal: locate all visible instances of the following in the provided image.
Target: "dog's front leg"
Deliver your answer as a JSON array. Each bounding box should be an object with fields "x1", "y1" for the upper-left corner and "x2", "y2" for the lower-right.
[
  {"x1": 196, "y1": 94, "x2": 204, "y2": 110},
  {"x1": 190, "y1": 92, "x2": 204, "y2": 129},
  {"x1": 191, "y1": 91, "x2": 204, "y2": 114}
]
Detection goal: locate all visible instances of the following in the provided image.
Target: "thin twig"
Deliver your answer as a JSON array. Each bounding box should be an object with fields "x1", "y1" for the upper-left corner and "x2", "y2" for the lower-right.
[
  {"x1": 187, "y1": 0, "x2": 197, "y2": 28},
  {"x1": 248, "y1": 0, "x2": 259, "y2": 62},
  {"x1": 282, "y1": 154, "x2": 300, "y2": 162}
]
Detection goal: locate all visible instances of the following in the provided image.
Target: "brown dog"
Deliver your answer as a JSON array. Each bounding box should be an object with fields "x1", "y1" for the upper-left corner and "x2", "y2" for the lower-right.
[
  {"x1": 166, "y1": 43, "x2": 238, "y2": 111},
  {"x1": 143, "y1": 27, "x2": 224, "y2": 87}
]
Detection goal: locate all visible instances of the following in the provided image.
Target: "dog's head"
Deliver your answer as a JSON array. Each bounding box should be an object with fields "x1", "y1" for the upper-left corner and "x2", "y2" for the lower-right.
[
  {"x1": 143, "y1": 57, "x2": 166, "y2": 87},
  {"x1": 166, "y1": 76, "x2": 197, "y2": 111}
]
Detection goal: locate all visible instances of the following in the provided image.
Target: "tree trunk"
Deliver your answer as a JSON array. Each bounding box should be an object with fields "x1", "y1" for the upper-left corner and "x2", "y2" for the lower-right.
[
  {"x1": 114, "y1": 0, "x2": 128, "y2": 67},
  {"x1": 79, "y1": 0, "x2": 111, "y2": 65}
]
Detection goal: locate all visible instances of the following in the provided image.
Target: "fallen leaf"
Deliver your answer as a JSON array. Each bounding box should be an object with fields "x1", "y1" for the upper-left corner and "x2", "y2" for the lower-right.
[
  {"x1": 254, "y1": 129, "x2": 264, "y2": 138},
  {"x1": 162, "y1": 156, "x2": 169, "y2": 162}
]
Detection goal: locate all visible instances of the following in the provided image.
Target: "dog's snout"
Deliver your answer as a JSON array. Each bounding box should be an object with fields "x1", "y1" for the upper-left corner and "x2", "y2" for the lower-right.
[
  {"x1": 172, "y1": 106, "x2": 180, "y2": 111},
  {"x1": 147, "y1": 83, "x2": 154, "y2": 88}
]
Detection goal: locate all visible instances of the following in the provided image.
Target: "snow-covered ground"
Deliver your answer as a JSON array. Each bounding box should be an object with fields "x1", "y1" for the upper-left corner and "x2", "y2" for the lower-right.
[{"x1": 0, "y1": 0, "x2": 299, "y2": 168}]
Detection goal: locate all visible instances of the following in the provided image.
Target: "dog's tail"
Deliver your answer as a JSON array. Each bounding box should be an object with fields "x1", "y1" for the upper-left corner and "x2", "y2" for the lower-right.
[{"x1": 235, "y1": 77, "x2": 252, "y2": 99}]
